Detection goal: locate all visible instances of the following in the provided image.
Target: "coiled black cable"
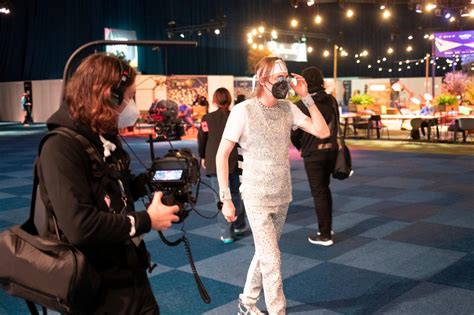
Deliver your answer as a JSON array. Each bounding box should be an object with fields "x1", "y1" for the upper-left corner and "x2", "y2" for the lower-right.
[{"x1": 158, "y1": 231, "x2": 210, "y2": 304}]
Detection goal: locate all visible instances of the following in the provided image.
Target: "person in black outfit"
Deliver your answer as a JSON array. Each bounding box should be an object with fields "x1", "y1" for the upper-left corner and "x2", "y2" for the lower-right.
[
  {"x1": 38, "y1": 53, "x2": 180, "y2": 314},
  {"x1": 198, "y1": 88, "x2": 246, "y2": 243},
  {"x1": 291, "y1": 67, "x2": 339, "y2": 246},
  {"x1": 21, "y1": 91, "x2": 33, "y2": 125}
]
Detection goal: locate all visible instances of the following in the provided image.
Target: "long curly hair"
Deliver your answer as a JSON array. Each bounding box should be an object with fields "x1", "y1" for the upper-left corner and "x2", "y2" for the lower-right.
[{"x1": 65, "y1": 53, "x2": 136, "y2": 134}]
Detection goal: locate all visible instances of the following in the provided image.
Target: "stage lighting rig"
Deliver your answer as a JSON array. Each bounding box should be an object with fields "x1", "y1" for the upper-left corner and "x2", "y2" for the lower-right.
[
  {"x1": 0, "y1": 0, "x2": 11, "y2": 14},
  {"x1": 165, "y1": 16, "x2": 226, "y2": 39}
]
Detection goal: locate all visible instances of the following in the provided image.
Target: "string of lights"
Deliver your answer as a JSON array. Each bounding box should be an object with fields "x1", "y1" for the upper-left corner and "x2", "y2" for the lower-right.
[{"x1": 245, "y1": 1, "x2": 474, "y2": 76}]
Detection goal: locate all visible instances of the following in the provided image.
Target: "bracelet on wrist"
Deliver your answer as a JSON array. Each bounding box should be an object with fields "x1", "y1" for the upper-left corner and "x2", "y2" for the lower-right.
[
  {"x1": 301, "y1": 94, "x2": 315, "y2": 108},
  {"x1": 219, "y1": 188, "x2": 232, "y2": 202}
]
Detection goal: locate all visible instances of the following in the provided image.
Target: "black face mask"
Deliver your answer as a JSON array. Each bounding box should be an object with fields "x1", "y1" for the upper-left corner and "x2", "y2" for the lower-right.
[{"x1": 271, "y1": 80, "x2": 290, "y2": 99}]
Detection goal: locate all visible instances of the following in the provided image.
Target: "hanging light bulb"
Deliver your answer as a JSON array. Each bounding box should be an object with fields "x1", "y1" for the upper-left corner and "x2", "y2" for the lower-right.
[
  {"x1": 315, "y1": 15, "x2": 322, "y2": 24},
  {"x1": 323, "y1": 50, "x2": 330, "y2": 57},
  {"x1": 383, "y1": 9, "x2": 391, "y2": 19},
  {"x1": 271, "y1": 30, "x2": 278, "y2": 39},
  {"x1": 346, "y1": 9, "x2": 354, "y2": 18},
  {"x1": 307, "y1": 46, "x2": 313, "y2": 53},
  {"x1": 387, "y1": 47, "x2": 394, "y2": 54},
  {"x1": 290, "y1": 19, "x2": 298, "y2": 28}
]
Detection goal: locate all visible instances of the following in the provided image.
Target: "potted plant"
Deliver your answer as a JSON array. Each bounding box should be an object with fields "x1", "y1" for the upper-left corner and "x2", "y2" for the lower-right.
[
  {"x1": 349, "y1": 94, "x2": 375, "y2": 113},
  {"x1": 435, "y1": 93, "x2": 458, "y2": 112}
]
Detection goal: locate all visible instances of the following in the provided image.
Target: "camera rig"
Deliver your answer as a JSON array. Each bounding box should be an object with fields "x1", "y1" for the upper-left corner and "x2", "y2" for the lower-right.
[
  {"x1": 149, "y1": 147, "x2": 199, "y2": 222},
  {"x1": 147, "y1": 136, "x2": 210, "y2": 304},
  {"x1": 148, "y1": 100, "x2": 185, "y2": 142}
]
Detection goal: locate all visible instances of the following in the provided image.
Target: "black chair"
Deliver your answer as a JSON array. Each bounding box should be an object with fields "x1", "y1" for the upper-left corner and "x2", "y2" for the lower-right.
[
  {"x1": 366, "y1": 115, "x2": 390, "y2": 139},
  {"x1": 351, "y1": 116, "x2": 370, "y2": 137},
  {"x1": 421, "y1": 118, "x2": 440, "y2": 141},
  {"x1": 409, "y1": 118, "x2": 422, "y2": 140},
  {"x1": 458, "y1": 118, "x2": 474, "y2": 142}
]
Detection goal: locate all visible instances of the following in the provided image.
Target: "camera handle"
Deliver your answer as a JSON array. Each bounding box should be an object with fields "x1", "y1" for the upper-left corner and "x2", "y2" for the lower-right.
[{"x1": 158, "y1": 231, "x2": 211, "y2": 304}]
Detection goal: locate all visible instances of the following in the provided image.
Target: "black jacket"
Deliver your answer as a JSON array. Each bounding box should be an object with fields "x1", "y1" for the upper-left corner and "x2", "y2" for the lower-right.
[
  {"x1": 291, "y1": 91, "x2": 339, "y2": 161},
  {"x1": 197, "y1": 109, "x2": 239, "y2": 176},
  {"x1": 38, "y1": 105, "x2": 152, "y2": 286}
]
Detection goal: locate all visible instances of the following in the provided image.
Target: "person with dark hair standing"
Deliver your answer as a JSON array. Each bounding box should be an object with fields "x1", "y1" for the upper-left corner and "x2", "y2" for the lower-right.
[
  {"x1": 37, "y1": 53, "x2": 180, "y2": 314},
  {"x1": 20, "y1": 91, "x2": 33, "y2": 125},
  {"x1": 198, "y1": 87, "x2": 246, "y2": 243},
  {"x1": 291, "y1": 66, "x2": 339, "y2": 246}
]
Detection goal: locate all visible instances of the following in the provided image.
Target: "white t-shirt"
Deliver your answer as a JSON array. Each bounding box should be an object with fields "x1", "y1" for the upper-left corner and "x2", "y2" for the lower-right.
[{"x1": 222, "y1": 99, "x2": 308, "y2": 151}]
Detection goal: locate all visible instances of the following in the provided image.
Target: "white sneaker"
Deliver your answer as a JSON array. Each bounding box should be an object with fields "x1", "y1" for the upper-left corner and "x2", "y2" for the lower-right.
[{"x1": 238, "y1": 299, "x2": 264, "y2": 315}]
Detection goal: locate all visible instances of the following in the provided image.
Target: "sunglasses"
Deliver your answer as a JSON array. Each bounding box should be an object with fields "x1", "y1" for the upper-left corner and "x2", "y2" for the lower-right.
[{"x1": 273, "y1": 75, "x2": 298, "y2": 86}]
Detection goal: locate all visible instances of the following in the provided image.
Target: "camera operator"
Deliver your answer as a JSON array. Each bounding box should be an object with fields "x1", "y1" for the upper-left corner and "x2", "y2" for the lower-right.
[{"x1": 37, "y1": 53, "x2": 180, "y2": 314}]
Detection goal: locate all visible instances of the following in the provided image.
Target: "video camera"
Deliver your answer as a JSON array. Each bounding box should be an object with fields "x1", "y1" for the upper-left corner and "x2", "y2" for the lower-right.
[
  {"x1": 148, "y1": 100, "x2": 185, "y2": 141},
  {"x1": 148, "y1": 148, "x2": 199, "y2": 223},
  {"x1": 144, "y1": 137, "x2": 210, "y2": 304}
]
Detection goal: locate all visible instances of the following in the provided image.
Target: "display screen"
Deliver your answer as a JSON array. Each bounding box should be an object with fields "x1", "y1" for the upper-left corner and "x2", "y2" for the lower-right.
[
  {"x1": 153, "y1": 170, "x2": 183, "y2": 181},
  {"x1": 266, "y1": 41, "x2": 307, "y2": 62},
  {"x1": 104, "y1": 28, "x2": 139, "y2": 68},
  {"x1": 434, "y1": 30, "x2": 474, "y2": 57}
]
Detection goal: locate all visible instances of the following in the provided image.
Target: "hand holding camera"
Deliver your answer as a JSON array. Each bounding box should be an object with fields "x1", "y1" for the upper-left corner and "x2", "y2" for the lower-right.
[{"x1": 147, "y1": 191, "x2": 180, "y2": 230}]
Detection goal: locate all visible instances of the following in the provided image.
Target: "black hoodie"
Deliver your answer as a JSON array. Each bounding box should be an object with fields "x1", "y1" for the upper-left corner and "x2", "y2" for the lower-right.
[
  {"x1": 38, "y1": 105, "x2": 152, "y2": 284},
  {"x1": 291, "y1": 91, "x2": 339, "y2": 161}
]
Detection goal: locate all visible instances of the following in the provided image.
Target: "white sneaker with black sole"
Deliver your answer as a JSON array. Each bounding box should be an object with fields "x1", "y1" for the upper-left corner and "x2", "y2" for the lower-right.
[{"x1": 308, "y1": 235, "x2": 334, "y2": 246}]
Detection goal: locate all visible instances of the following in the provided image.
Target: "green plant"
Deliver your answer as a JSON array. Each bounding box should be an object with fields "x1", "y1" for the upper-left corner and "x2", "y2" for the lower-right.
[
  {"x1": 350, "y1": 94, "x2": 375, "y2": 105},
  {"x1": 435, "y1": 93, "x2": 458, "y2": 106}
]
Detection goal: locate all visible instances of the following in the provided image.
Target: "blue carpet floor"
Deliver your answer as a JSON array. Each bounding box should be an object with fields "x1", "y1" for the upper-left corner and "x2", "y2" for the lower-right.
[{"x1": 0, "y1": 123, "x2": 473, "y2": 314}]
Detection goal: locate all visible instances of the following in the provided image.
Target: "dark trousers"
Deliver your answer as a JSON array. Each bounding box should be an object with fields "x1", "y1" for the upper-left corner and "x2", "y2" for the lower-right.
[
  {"x1": 303, "y1": 151, "x2": 337, "y2": 239},
  {"x1": 210, "y1": 174, "x2": 246, "y2": 238},
  {"x1": 23, "y1": 105, "x2": 33, "y2": 124}
]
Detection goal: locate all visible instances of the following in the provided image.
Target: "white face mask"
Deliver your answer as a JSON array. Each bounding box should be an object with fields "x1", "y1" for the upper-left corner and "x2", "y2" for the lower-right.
[{"x1": 118, "y1": 99, "x2": 140, "y2": 128}]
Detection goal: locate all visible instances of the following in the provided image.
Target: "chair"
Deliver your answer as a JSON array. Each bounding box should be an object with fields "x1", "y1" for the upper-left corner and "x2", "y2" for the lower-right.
[
  {"x1": 458, "y1": 118, "x2": 474, "y2": 142},
  {"x1": 409, "y1": 118, "x2": 422, "y2": 140},
  {"x1": 351, "y1": 116, "x2": 370, "y2": 137},
  {"x1": 366, "y1": 115, "x2": 390, "y2": 139}
]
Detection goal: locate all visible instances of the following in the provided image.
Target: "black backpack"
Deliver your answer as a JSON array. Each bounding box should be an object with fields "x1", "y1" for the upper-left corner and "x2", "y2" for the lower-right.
[{"x1": 0, "y1": 127, "x2": 106, "y2": 314}]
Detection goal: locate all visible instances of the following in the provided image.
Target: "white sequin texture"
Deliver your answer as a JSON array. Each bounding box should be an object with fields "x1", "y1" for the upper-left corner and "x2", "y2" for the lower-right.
[{"x1": 239, "y1": 99, "x2": 293, "y2": 207}]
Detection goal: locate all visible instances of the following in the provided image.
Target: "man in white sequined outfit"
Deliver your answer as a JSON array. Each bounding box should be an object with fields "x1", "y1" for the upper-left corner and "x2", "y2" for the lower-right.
[{"x1": 216, "y1": 57, "x2": 330, "y2": 315}]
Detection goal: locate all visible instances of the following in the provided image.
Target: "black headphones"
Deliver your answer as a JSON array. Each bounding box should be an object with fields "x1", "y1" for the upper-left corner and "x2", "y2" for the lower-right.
[{"x1": 110, "y1": 60, "x2": 131, "y2": 106}]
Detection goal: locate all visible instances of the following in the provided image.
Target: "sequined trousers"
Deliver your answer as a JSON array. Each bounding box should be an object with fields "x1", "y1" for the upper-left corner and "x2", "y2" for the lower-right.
[{"x1": 239, "y1": 203, "x2": 289, "y2": 315}]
